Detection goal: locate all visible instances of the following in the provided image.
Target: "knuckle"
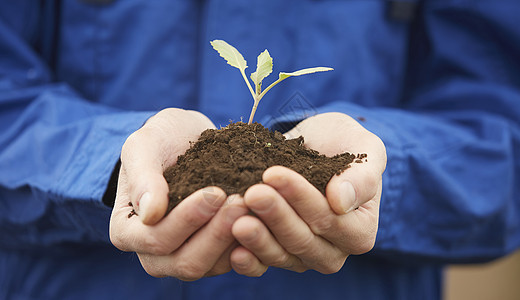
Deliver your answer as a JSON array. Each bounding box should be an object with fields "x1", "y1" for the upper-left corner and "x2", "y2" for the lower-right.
[
  {"x1": 205, "y1": 265, "x2": 232, "y2": 278},
  {"x1": 368, "y1": 134, "x2": 387, "y2": 172},
  {"x1": 175, "y1": 261, "x2": 207, "y2": 281},
  {"x1": 181, "y1": 209, "x2": 204, "y2": 227},
  {"x1": 268, "y1": 252, "x2": 291, "y2": 268},
  {"x1": 187, "y1": 109, "x2": 213, "y2": 127},
  {"x1": 290, "y1": 264, "x2": 308, "y2": 273},
  {"x1": 158, "y1": 107, "x2": 178, "y2": 115},
  {"x1": 286, "y1": 232, "x2": 315, "y2": 256},
  {"x1": 359, "y1": 171, "x2": 381, "y2": 202},
  {"x1": 181, "y1": 204, "x2": 212, "y2": 228},
  {"x1": 120, "y1": 146, "x2": 129, "y2": 161},
  {"x1": 109, "y1": 234, "x2": 126, "y2": 251},
  {"x1": 122, "y1": 129, "x2": 141, "y2": 149},
  {"x1": 109, "y1": 223, "x2": 132, "y2": 252},
  {"x1": 142, "y1": 265, "x2": 165, "y2": 278},
  {"x1": 120, "y1": 131, "x2": 146, "y2": 163},
  {"x1": 309, "y1": 215, "x2": 334, "y2": 236},
  {"x1": 249, "y1": 266, "x2": 268, "y2": 277},
  {"x1": 349, "y1": 232, "x2": 377, "y2": 255},
  {"x1": 137, "y1": 255, "x2": 166, "y2": 278},
  {"x1": 235, "y1": 263, "x2": 268, "y2": 278},
  {"x1": 141, "y1": 234, "x2": 172, "y2": 256},
  {"x1": 318, "y1": 258, "x2": 346, "y2": 275},
  {"x1": 186, "y1": 109, "x2": 205, "y2": 120},
  {"x1": 375, "y1": 135, "x2": 387, "y2": 161},
  {"x1": 353, "y1": 236, "x2": 376, "y2": 255},
  {"x1": 149, "y1": 108, "x2": 176, "y2": 121},
  {"x1": 365, "y1": 171, "x2": 380, "y2": 188}
]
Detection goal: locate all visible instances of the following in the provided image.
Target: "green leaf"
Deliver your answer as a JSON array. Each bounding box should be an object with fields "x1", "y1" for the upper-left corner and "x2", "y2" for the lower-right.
[
  {"x1": 210, "y1": 40, "x2": 248, "y2": 71},
  {"x1": 258, "y1": 66, "x2": 334, "y2": 102},
  {"x1": 279, "y1": 67, "x2": 333, "y2": 80},
  {"x1": 250, "y1": 49, "x2": 273, "y2": 91},
  {"x1": 210, "y1": 39, "x2": 255, "y2": 100}
]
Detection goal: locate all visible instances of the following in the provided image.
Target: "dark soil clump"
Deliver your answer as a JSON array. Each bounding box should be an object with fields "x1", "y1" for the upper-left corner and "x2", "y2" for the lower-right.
[{"x1": 164, "y1": 122, "x2": 361, "y2": 211}]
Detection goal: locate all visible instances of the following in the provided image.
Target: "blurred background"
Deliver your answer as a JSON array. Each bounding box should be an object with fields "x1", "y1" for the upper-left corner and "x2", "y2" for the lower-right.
[{"x1": 444, "y1": 250, "x2": 520, "y2": 300}]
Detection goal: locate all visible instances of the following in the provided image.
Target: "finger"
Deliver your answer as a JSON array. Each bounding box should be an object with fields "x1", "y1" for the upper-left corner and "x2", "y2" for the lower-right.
[
  {"x1": 110, "y1": 186, "x2": 227, "y2": 255},
  {"x1": 282, "y1": 112, "x2": 387, "y2": 216},
  {"x1": 118, "y1": 161, "x2": 169, "y2": 225},
  {"x1": 120, "y1": 128, "x2": 178, "y2": 225},
  {"x1": 204, "y1": 241, "x2": 238, "y2": 277},
  {"x1": 119, "y1": 108, "x2": 216, "y2": 225},
  {"x1": 262, "y1": 166, "x2": 336, "y2": 236},
  {"x1": 328, "y1": 180, "x2": 382, "y2": 254},
  {"x1": 323, "y1": 160, "x2": 383, "y2": 253},
  {"x1": 232, "y1": 215, "x2": 304, "y2": 272},
  {"x1": 326, "y1": 160, "x2": 382, "y2": 215},
  {"x1": 284, "y1": 112, "x2": 363, "y2": 156},
  {"x1": 262, "y1": 166, "x2": 379, "y2": 255},
  {"x1": 136, "y1": 196, "x2": 249, "y2": 280},
  {"x1": 230, "y1": 246, "x2": 268, "y2": 277},
  {"x1": 244, "y1": 184, "x2": 345, "y2": 274}
]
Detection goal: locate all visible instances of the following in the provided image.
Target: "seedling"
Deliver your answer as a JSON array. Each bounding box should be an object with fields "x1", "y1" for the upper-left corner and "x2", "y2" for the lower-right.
[{"x1": 210, "y1": 40, "x2": 333, "y2": 124}]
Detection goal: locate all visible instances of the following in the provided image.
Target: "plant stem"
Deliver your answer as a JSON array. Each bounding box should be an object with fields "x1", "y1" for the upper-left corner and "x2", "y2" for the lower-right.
[
  {"x1": 240, "y1": 69, "x2": 256, "y2": 101},
  {"x1": 248, "y1": 96, "x2": 259, "y2": 124},
  {"x1": 258, "y1": 77, "x2": 286, "y2": 100},
  {"x1": 248, "y1": 77, "x2": 289, "y2": 124}
]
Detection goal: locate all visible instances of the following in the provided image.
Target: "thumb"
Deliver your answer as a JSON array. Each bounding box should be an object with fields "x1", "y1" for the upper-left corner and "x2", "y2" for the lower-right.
[
  {"x1": 326, "y1": 162, "x2": 381, "y2": 215},
  {"x1": 120, "y1": 130, "x2": 171, "y2": 225},
  {"x1": 133, "y1": 173, "x2": 170, "y2": 225},
  {"x1": 118, "y1": 108, "x2": 217, "y2": 225}
]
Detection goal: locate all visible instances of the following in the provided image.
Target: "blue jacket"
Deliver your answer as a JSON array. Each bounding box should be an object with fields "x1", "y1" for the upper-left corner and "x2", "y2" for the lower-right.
[{"x1": 1, "y1": 0, "x2": 519, "y2": 299}]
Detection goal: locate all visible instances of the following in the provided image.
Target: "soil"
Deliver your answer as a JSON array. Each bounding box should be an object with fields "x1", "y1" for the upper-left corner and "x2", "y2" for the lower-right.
[{"x1": 164, "y1": 122, "x2": 365, "y2": 211}]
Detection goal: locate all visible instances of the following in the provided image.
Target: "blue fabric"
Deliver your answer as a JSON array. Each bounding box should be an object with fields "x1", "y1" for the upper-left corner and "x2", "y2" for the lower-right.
[{"x1": 0, "y1": 0, "x2": 519, "y2": 299}]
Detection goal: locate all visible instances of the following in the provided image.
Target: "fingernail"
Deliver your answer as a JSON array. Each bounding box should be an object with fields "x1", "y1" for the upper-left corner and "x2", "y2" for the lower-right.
[
  {"x1": 200, "y1": 187, "x2": 224, "y2": 216},
  {"x1": 340, "y1": 181, "x2": 357, "y2": 214},
  {"x1": 138, "y1": 192, "x2": 151, "y2": 221},
  {"x1": 225, "y1": 203, "x2": 247, "y2": 225}
]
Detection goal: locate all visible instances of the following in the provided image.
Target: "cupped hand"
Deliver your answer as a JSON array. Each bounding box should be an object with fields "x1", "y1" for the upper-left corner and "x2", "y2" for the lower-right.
[
  {"x1": 109, "y1": 108, "x2": 248, "y2": 280},
  {"x1": 229, "y1": 112, "x2": 387, "y2": 276}
]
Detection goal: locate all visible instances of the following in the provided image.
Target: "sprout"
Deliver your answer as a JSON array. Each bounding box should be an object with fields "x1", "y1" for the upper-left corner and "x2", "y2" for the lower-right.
[{"x1": 210, "y1": 40, "x2": 333, "y2": 124}]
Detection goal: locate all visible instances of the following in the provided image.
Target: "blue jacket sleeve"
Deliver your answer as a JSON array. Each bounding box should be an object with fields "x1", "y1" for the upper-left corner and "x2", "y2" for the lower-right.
[
  {"x1": 271, "y1": 2, "x2": 520, "y2": 263},
  {"x1": 0, "y1": 8, "x2": 152, "y2": 249}
]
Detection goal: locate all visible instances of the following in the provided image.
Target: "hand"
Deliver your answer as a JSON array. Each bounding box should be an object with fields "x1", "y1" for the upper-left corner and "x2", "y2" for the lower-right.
[
  {"x1": 229, "y1": 112, "x2": 387, "y2": 276},
  {"x1": 109, "y1": 108, "x2": 248, "y2": 280}
]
